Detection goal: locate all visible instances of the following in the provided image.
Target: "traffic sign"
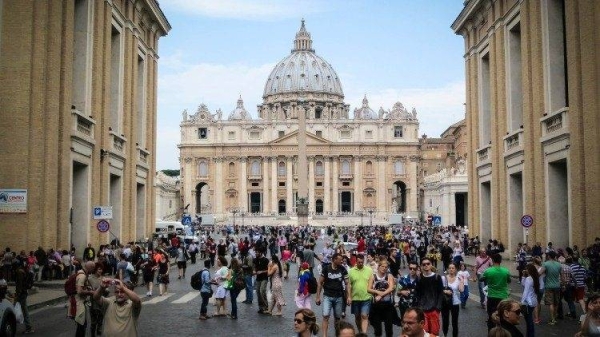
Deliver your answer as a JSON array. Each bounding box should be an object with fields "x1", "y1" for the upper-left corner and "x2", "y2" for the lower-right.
[
  {"x1": 93, "y1": 206, "x2": 113, "y2": 220},
  {"x1": 181, "y1": 215, "x2": 192, "y2": 226},
  {"x1": 521, "y1": 214, "x2": 534, "y2": 228},
  {"x1": 96, "y1": 220, "x2": 110, "y2": 233}
]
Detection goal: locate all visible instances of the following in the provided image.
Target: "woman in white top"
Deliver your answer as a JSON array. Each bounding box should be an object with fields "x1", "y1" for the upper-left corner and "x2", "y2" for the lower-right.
[
  {"x1": 520, "y1": 264, "x2": 540, "y2": 337},
  {"x1": 532, "y1": 256, "x2": 544, "y2": 324},
  {"x1": 451, "y1": 241, "x2": 464, "y2": 266},
  {"x1": 213, "y1": 256, "x2": 229, "y2": 317},
  {"x1": 457, "y1": 262, "x2": 471, "y2": 308},
  {"x1": 441, "y1": 263, "x2": 464, "y2": 337}
]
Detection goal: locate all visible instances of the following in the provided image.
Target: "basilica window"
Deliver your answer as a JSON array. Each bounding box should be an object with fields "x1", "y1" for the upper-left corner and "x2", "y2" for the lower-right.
[
  {"x1": 249, "y1": 131, "x2": 261, "y2": 140},
  {"x1": 278, "y1": 161, "x2": 286, "y2": 177},
  {"x1": 315, "y1": 161, "x2": 324, "y2": 176},
  {"x1": 315, "y1": 108, "x2": 322, "y2": 119},
  {"x1": 251, "y1": 160, "x2": 261, "y2": 175},
  {"x1": 198, "y1": 127, "x2": 207, "y2": 139},
  {"x1": 340, "y1": 130, "x2": 351, "y2": 139},
  {"x1": 278, "y1": 131, "x2": 285, "y2": 138},
  {"x1": 228, "y1": 162, "x2": 235, "y2": 176},
  {"x1": 366, "y1": 130, "x2": 373, "y2": 139},
  {"x1": 198, "y1": 161, "x2": 208, "y2": 177},
  {"x1": 228, "y1": 131, "x2": 236, "y2": 140},
  {"x1": 341, "y1": 160, "x2": 351, "y2": 175},
  {"x1": 394, "y1": 160, "x2": 405, "y2": 175},
  {"x1": 394, "y1": 126, "x2": 403, "y2": 138},
  {"x1": 316, "y1": 130, "x2": 323, "y2": 138}
]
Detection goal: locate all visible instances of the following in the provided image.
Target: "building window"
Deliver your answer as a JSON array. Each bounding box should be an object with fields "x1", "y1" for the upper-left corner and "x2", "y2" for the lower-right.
[
  {"x1": 278, "y1": 131, "x2": 285, "y2": 137},
  {"x1": 315, "y1": 161, "x2": 324, "y2": 176},
  {"x1": 394, "y1": 126, "x2": 403, "y2": 138},
  {"x1": 279, "y1": 182, "x2": 286, "y2": 187},
  {"x1": 316, "y1": 182, "x2": 323, "y2": 187},
  {"x1": 366, "y1": 130, "x2": 373, "y2": 139},
  {"x1": 394, "y1": 160, "x2": 404, "y2": 175},
  {"x1": 278, "y1": 161, "x2": 286, "y2": 177},
  {"x1": 198, "y1": 161, "x2": 208, "y2": 176},
  {"x1": 198, "y1": 128, "x2": 207, "y2": 139},
  {"x1": 507, "y1": 20, "x2": 523, "y2": 132},
  {"x1": 136, "y1": 53, "x2": 146, "y2": 146},
  {"x1": 315, "y1": 108, "x2": 322, "y2": 119},
  {"x1": 110, "y1": 23, "x2": 124, "y2": 133},
  {"x1": 228, "y1": 162, "x2": 235, "y2": 176},
  {"x1": 249, "y1": 131, "x2": 260, "y2": 140},
  {"x1": 316, "y1": 130, "x2": 323, "y2": 138},
  {"x1": 251, "y1": 182, "x2": 259, "y2": 187},
  {"x1": 228, "y1": 131, "x2": 236, "y2": 140},
  {"x1": 72, "y1": 0, "x2": 92, "y2": 116},
  {"x1": 251, "y1": 160, "x2": 261, "y2": 175},
  {"x1": 340, "y1": 130, "x2": 351, "y2": 139},
  {"x1": 341, "y1": 160, "x2": 351, "y2": 174},
  {"x1": 342, "y1": 181, "x2": 350, "y2": 186},
  {"x1": 542, "y1": 0, "x2": 568, "y2": 112}
]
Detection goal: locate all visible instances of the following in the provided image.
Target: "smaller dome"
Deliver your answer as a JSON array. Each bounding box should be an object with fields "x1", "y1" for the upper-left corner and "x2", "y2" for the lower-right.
[
  {"x1": 354, "y1": 95, "x2": 378, "y2": 120},
  {"x1": 228, "y1": 96, "x2": 252, "y2": 120}
]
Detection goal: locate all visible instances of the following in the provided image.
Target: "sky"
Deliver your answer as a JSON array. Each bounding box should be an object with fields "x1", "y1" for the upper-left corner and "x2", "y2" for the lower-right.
[{"x1": 156, "y1": 1, "x2": 467, "y2": 170}]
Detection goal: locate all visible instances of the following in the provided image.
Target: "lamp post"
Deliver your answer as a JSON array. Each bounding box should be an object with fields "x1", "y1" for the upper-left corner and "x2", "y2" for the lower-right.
[
  {"x1": 232, "y1": 208, "x2": 239, "y2": 226},
  {"x1": 360, "y1": 211, "x2": 364, "y2": 226},
  {"x1": 369, "y1": 208, "x2": 374, "y2": 227},
  {"x1": 241, "y1": 211, "x2": 245, "y2": 227}
]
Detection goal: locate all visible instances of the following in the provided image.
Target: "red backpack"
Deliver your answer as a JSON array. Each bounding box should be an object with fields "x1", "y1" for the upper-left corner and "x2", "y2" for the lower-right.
[{"x1": 64, "y1": 271, "x2": 85, "y2": 296}]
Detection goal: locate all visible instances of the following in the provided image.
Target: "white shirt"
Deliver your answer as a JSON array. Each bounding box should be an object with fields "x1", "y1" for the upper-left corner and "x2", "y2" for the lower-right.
[{"x1": 521, "y1": 276, "x2": 538, "y2": 307}]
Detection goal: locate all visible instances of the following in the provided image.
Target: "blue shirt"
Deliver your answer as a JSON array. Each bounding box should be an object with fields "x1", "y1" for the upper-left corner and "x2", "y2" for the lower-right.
[{"x1": 200, "y1": 269, "x2": 212, "y2": 293}]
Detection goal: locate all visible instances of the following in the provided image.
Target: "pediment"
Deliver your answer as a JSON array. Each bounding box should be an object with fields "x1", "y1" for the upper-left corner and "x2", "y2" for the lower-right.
[{"x1": 269, "y1": 130, "x2": 332, "y2": 145}]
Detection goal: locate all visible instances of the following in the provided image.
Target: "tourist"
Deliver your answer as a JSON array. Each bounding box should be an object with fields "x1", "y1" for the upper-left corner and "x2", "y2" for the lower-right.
[
  {"x1": 367, "y1": 259, "x2": 397, "y2": 337},
  {"x1": 156, "y1": 254, "x2": 170, "y2": 296},
  {"x1": 198, "y1": 259, "x2": 213, "y2": 320},
  {"x1": 491, "y1": 299, "x2": 524, "y2": 337},
  {"x1": 457, "y1": 262, "x2": 470, "y2": 308},
  {"x1": 335, "y1": 320, "x2": 356, "y2": 337},
  {"x1": 520, "y1": 264, "x2": 539, "y2": 337},
  {"x1": 73, "y1": 261, "x2": 95, "y2": 337},
  {"x1": 398, "y1": 261, "x2": 419, "y2": 319},
  {"x1": 474, "y1": 249, "x2": 493, "y2": 309},
  {"x1": 88, "y1": 263, "x2": 106, "y2": 336},
  {"x1": 347, "y1": 254, "x2": 372, "y2": 334},
  {"x1": 399, "y1": 307, "x2": 434, "y2": 337},
  {"x1": 481, "y1": 253, "x2": 511, "y2": 331},
  {"x1": 93, "y1": 278, "x2": 141, "y2": 336},
  {"x1": 414, "y1": 257, "x2": 444, "y2": 335},
  {"x1": 540, "y1": 251, "x2": 561, "y2": 325},
  {"x1": 441, "y1": 263, "x2": 464, "y2": 337},
  {"x1": 294, "y1": 308, "x2": 320, "y2": 337},
  {"x1": 267, "y1": 255, "x2": 285, "y2": 315},
  {"x1": 296, "y1": 262, "x2": 312, "y2": 309},
  {"x1": 315, "y1": 253, "x2": 350, "y2": 337},
  {"x1": 213, "y1": 255, "x2": 229, "y2": 317},
  {"x1": 15, "y1": 258, "x2": 34, "y2": 334},
  {"x1": 255, "y1": 249, "x2": 270, "y2": 314},
  {"x1": 227, "y1": 257, "x2": 243, "y2": 319}
]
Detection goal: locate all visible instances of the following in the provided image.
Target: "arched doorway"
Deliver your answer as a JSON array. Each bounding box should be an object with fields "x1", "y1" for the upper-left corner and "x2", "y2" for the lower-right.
[
  {"x1": 392, "y1": 181, "x2": 407, "y2": 213},
  {"x1": 195, "y1": 183, "x2": 209, "y2": 215},
  {"x1": 315, "y1": 199, "x2": 323, "y2": 214},
  {"x1": 278, "y1": 199, "x2": 286, "y2": 214}
]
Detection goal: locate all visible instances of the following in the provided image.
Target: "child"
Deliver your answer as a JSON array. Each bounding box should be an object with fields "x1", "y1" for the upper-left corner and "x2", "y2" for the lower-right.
[{"x1": 457, "y1": 262, "x2": 471, "y2": 309}]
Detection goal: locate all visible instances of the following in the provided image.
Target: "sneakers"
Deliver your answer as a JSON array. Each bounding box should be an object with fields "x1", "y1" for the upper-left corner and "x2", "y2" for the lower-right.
[
  {"x1": 146, "y1": 291, "x2": 152, "y2": 297},
  {"x1": 548, "y1": 319, "x2": 557, "y2": 325}
]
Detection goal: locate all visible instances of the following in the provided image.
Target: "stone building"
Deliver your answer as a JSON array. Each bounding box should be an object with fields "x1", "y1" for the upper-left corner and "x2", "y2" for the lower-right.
[
  {"x1": 452, "y1": 0, "x2": 600, "y2": 251},
  {"x1": 155, "y1": 171, "x2": 181, "y2": 221},
  {"x1": 420, "y1": 120, "x2": 469, "y2": 227},
  {"x1": 179, "y1": 21, "x2": 423, "y2": 222},
  {"x1": 0, "y1": 1, "x2": 170, "y2": 252}
]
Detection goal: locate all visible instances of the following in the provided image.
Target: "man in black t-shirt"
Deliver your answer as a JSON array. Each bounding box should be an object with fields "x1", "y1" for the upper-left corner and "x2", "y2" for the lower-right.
[
  {"x1": 254, "y1": 250, "x2": 270, "y2": 314},
  {"x1": 315, "y1": 253, "x2": 350, "y2": 337}
]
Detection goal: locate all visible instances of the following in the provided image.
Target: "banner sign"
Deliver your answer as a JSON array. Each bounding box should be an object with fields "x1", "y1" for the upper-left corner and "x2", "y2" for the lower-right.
[{"x1": 0, "y1": 189, "x2": 27, "y2": 213}]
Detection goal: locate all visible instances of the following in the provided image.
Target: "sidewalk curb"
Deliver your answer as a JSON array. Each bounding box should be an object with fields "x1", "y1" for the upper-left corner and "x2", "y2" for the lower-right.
[{"x1": 28, "y1": 295, "x2": 69, "y2": 312}]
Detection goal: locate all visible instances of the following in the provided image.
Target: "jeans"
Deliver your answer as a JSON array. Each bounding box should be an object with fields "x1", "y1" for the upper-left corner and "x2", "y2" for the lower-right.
[
  {"x1": 200, "y1": 292, "x2": 210, "y2": 315},
  {"x1": 230, "y1": 289, "x2": 239, "y2": 317},
  {"x1": 18, "y1": 294, "x2": 32, "y2": 331},
  {"x1": 442, "y1": 304, "x2": 459, "y2": 337},
  {"x1": 521, "y1": 304, "x2": 535, "y2": 337},
  {"x1": 256, "y1": 279, "x2": 268, "y2": 311},
  {"x1": 460, "y1": 285, "x2": 469, "y2": 306},
  {"x1": 370, "y1": 301, "x2": 395, "y2": 337},
  {"x1": 244, "y1": 275, "x2": 254, "y2": 303},
  {"x1": 322, "y1": 295, "x2": 343, "y2": 319}
]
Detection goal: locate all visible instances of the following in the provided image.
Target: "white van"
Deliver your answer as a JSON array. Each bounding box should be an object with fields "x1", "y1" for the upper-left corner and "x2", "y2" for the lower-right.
[{"x1": 155, "y1": 221, "x2": 185, "y2": 236}]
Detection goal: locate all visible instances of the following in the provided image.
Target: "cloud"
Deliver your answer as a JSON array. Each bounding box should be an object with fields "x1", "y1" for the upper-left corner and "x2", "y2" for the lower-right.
[{"x1": 164, "y1": 0, "x2": 329, "y2": 20}]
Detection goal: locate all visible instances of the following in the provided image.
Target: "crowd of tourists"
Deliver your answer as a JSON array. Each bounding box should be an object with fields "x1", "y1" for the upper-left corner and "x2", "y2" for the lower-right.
[{"x1": 2, "y1": 222, "x2": 600, "y2": 336}]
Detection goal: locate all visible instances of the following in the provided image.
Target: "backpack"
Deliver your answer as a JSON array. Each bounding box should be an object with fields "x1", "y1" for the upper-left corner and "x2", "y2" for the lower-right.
[
  {"x1": 307, "y1": 273, "x2": 318, "y2": 294},
  {"x1": 65, "y1": 272, "x2": 83, "y2": 296},
  {"x1": 232, "y1": 270, "x2": 245, "y2": 291},
  {"x1": 191, "y1": 269, "x2": 208, "y2": 290}
]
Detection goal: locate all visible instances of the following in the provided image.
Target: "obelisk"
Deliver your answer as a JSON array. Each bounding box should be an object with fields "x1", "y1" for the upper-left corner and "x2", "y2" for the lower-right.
[{"x1": 296, "y1": 101, "x2": 309, "y2": 227}]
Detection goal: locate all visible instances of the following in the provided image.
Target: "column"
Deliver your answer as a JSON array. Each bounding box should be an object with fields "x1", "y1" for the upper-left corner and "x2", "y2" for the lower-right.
[
  {"x1": 262, "y1": 157, "x2": 269, "y2": 214},
  {"x1": 240, "y1": 157, "x2": 248, "y2": 211},
  {"x1": 332, "y1": 157, "x2": 339, "y2": 213},
  {"x1": 286, "y1": 156, "x2": 293, "y2": 213},
  {"x1": 271, "y1": 157, "x2": 278, "y2": 214},
  {"x1": 324, "y1": 157, "x2": 331, "y2": 213},
  {"x1": 214, "y1": 157, "x2": 223, "y2": 215},
  {"x1": 354, "y1": 156, "x2": 362, "y2": 212},
  {"x1": 408, "y1": 156, "x2": 419, "y2": 217},
  {"x1": 308, "y1": 156, "x2": 315, "y2": 214},
  {"x1": 377, "y1": 156, "x2": 387, "y2": 213}
]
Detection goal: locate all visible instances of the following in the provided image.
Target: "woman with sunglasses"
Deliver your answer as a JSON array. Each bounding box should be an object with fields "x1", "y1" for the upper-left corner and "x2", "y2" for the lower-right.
[
  {"x1": 491, "y1": 299, "x2": 524, "y2": 337},
  {"x1": 294, "y1": 308, "x2": 320, "y2": 337}
]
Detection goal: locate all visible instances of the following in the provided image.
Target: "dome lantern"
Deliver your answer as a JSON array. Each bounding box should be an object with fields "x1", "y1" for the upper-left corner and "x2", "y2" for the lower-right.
[{"x1": 292, "y1": 19, "x2": 314, "y2": 52}]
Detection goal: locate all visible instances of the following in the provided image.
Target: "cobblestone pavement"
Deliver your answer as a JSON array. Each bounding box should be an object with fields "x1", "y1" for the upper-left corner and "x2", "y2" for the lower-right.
[{"x1": 23, "y1": 233, "x2": 581, "y2": 336}]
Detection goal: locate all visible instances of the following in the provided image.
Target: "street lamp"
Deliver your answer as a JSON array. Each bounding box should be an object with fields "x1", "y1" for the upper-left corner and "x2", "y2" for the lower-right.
[
  {"x1": 360, "y1": 211, "x2": 364, "y2": 226},
  {"x1": 368, "y1": 208, "x2": 374, "y2": 227},
  {"x1": 231, "y1": 208, "x2": 239, "y2": 226},
  {"x1": 241, "y1": 211, "x2": 245, "y2": 227}
]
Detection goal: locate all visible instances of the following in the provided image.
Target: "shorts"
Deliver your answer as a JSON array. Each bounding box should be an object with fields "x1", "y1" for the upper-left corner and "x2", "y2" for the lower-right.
[
  {"x1": 177, "y1": 261, "x2": 187, "y2": 269},
  {"x1": 423, "y1": 309, "x2": 441, "y2": 335},
  {"x1": 350, "y1": 300, "x2": 371, "y2": 316},
  {"x1": 322, "y1": 295, "x2": 343, "y2": 319},
  {"x1": 143, "y1": 273, "x2": 154, "y2": 283},
  {"x1": 574, "y1": 287, "x2": 585, "y2": 301},
  {"x1": 544, "y1": 288, "x2": 561, "y2": 305},
  {"x1": 215, "y1": 285, "x2": 229, "y2": 299}
]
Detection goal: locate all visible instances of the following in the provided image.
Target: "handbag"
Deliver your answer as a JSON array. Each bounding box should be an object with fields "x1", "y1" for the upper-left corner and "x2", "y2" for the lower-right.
[{"x1": 442, "y1": 276, "x2": 453, "y2": 307}]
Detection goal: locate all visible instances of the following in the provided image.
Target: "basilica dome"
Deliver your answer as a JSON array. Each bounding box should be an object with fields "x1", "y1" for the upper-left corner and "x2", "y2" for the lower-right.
[{"x1": 263, "y1": 20, "x2": 344, "y2": 99}]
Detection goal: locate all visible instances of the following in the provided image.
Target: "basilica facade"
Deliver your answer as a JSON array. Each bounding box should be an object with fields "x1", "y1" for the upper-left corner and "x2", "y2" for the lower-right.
[{"x1": 179, "y1": 21, "x2": 427, "y2": 221}]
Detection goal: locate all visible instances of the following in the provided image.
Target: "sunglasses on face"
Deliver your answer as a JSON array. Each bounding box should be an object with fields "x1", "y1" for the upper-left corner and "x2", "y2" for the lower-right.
[
  {"x1": 294, "y1": 318, "x2": 305, "y2": 324},
  {"x1": 422, "y1": 262, "x2": 431, "y2": 266},
  {"x1": 409, "y1": 267, "x2": 418, "y2": 271},
  {"x1": 511, "y1": 309, "x2": 521, "y2": 316}
]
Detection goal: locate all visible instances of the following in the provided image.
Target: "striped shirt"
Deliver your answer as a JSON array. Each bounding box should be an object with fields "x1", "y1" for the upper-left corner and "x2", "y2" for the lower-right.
[
  {"x1": 560, "y1": 263, "x2": 574, "y2": 287},
  {"x1": 569, "y1": 263, "x2": 587, "y2": 288}
]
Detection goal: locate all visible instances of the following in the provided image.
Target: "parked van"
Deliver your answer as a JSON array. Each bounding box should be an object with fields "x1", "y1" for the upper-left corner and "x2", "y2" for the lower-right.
[{"x1": 155, "y1": 221, "x2": 185, "y2": 236}]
